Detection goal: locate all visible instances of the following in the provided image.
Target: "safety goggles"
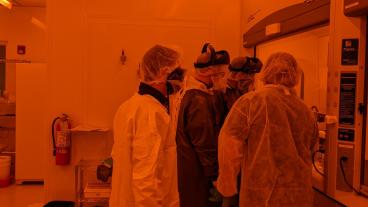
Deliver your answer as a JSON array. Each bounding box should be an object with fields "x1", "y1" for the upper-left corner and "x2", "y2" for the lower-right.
[
  {"x1": 167, "y1": 67, "x2": 186, "y2": 81},
  {"x1": 210, "y1": 71, "x2": 226, "y2": 79},
  {"x1": 227, "y1": 78, "x2": 253, "y2": 89}
]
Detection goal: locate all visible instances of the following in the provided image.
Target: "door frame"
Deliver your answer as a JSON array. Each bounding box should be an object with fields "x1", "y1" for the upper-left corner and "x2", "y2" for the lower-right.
[
  {"x1": 361, "y1": 15, "x2": 368, "y2": 193},
  {"x1": 0, "y1": 41, "x2": 6, "y2": 94}
]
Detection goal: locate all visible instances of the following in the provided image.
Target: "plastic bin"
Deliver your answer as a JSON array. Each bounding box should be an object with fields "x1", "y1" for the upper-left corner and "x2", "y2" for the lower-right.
[
  {"x1": 0, "y1": 155, "x2": 11, "y2": 179},
  {"x1": 0, "y1": 155, "x2": 11, "y2": 187}
]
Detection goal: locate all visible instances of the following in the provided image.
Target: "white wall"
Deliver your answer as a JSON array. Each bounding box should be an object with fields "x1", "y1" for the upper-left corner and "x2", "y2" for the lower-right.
[
  {"x1": 0, "y1": 6, "x2": 46, "y2": 99},
  {"x1": 0, "y1": 7, "x2": 46, "y2": 61},
  {"x1": 46, "y1": 0, "x2": 241, "y2": 201}
]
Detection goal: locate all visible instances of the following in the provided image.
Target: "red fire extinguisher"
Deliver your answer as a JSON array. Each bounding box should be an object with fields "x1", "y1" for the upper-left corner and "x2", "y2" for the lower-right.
[{"x1": 52, "y1": 114, "x2": 72, "y2": 165}]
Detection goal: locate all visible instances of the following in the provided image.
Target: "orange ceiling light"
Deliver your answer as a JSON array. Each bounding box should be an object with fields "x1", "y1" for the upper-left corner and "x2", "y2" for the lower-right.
[{"x1": 0, "y1": 0, "x2": 12, "y2": 9}]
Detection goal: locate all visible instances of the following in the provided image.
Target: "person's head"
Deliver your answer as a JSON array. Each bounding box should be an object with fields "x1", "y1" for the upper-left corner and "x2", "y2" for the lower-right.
[
  {"x1": 193, "y1": 43, "x2": 230, "y2": 90},
  {"x1": 227, "y1": 56, "x2": 263, "y2": 94},
  {"x1": 260, "y1": 52, "x2": 301, "y2": 88},
  {"x1": 138, "y1": 45, "x2": 184, "y2": 93}
]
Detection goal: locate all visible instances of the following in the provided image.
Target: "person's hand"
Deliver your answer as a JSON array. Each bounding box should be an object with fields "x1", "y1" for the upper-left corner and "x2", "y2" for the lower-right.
[
  {"x1": 209, "y1": 183, "x2": 222, "y2": 203},
  {"x1": 212, "y1": 181, "x2": 217, "y2": 188},
  {"x1": 222, "y1": 196, "x2": 236, "y2": 207},
  {"x1": 97, "y1": 164, "x2": 112, "y2": 182},
  {"x1": 222, "y1": 197, "x2": 232, "y2": 207}
]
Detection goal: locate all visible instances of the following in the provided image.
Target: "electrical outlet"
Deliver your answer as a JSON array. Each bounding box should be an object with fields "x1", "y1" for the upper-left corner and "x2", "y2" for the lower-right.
[
  {"x1": 341, "y1": 156, "x2": 348, "y2": 162},
  {"x1": 337, "y1": 144, "x2": 354, "y2": 192}
]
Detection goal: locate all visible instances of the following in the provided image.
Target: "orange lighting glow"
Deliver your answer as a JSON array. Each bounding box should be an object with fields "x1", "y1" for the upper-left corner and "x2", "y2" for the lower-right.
[{"x1": 0, "y1": 0, "x2": 12, "y2": 9}]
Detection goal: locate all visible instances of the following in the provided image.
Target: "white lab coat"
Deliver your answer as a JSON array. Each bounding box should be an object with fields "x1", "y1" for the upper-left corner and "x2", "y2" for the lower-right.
[{"x1": 110, "y1": 93, "x2": 179, "y2": 207}]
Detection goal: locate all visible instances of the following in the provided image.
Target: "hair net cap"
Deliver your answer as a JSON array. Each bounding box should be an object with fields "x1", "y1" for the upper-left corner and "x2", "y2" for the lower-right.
[
  {"x1": 229, "y1": 57, "x2": 263, "y2": 73},
  {"x1": 261, "y1": 52, "x2": 301, "y2": 88},
  {"x1": 138, "y1": 45, "x2": 180, "y2": 82}
]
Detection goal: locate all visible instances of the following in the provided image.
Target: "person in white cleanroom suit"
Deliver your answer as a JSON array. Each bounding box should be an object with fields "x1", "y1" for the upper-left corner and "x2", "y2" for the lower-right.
[
  {"x1": 110, "y1": 45, "x2": 185, "y2": 207},
  {"x1": 217, "y1": 52, "x2": 318, "y2": 207}
]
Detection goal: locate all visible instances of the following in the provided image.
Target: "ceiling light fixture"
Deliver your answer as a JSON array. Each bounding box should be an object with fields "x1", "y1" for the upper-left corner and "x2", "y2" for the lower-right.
[{"x1": 0, "y1": 0, "x2": 12, "y2": 9}]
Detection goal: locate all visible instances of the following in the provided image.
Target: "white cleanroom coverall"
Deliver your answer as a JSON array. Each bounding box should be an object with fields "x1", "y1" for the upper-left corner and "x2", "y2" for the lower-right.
[
  {"x1": 217, "y1": 85, "x2": 318, "y2": 207},
  {"x1": 110, "y1": 92, "x2": 179, "y2": 207}
]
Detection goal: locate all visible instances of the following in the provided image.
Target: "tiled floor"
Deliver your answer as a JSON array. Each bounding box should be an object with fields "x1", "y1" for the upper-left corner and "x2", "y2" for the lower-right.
[
  {"x1": 0, "y1": 184, "x2": 44, "y2": 207},
  {"x1": 336, "y1": 190, "x2": 368, "y2": 207},
  {"x1": 0, "y1": 184, "x2": 367, "y2": 207}
]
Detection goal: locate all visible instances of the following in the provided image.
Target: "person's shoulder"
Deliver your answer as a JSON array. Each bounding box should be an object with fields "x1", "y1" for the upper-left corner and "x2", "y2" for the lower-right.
[
  {"x1": 233, "y1": 88, "x2": 272, "y2": 109},
  {"x1": 182, "y1": 89, "x2": 212, "y2": 107},
  {"x1": 184, "y1": 89, "x2": 211, "y2": 100},
  {"x1": 115, "y1": 94, "x2": 138, "y2": 113},
  {"x1": 184, "y1": 88, "x2": 210, "y2": 96},
  {"x1": 256, "y1": 87, "x2": 276, "y2": 95},
  {"x1": 116, "y1": 94, "x2": 167, "y2": 117},
  {"x1": 236, "y1": 90, "x2": 259, "y2": 102},
  {"x1": 116, "y1": 94, "x2": 152, "y2": 112},
  {"x1": 298, "y1": 101, "x2": 316, "y2": 121},
  {"x1": 249, "y1": 87, "x2": 281, "y2": 101}
]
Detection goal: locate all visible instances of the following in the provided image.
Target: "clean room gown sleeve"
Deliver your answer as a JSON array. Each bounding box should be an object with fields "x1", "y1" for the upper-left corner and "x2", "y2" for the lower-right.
[
  {"x1": 217, "y1": 103, "x2": 249, "y2": 197},
  {"x1": 131, "y1": 111, "x2": 166, "y2": 207},
  {"x1": 185, "y1": 94, "x2": 219, "y2": 178}
]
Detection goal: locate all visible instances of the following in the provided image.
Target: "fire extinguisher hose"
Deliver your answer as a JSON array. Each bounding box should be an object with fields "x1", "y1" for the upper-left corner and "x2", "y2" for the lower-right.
[{"x1": 51, "y1": 117, "x2": 61, "y2": 156}]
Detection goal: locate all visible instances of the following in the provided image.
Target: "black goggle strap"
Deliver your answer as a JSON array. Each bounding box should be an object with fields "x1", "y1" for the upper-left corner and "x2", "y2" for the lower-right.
[
  {"x1": 194, "y1": 43, "x2": 216, "y2": 68},
  {"x1": 201, "y1": 43, "x2": 216, "y2": 56},
  {"x1": 214, "y1": 50, "x2": 230, "y2": 65}
]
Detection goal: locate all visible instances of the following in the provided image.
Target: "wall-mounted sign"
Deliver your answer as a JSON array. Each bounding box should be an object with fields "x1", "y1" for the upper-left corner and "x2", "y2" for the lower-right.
[
  {"x1": 339, "y1": 73, "x2": 357, "y2": 125},
  {"x1": 17, "y1": 45, "x2": 26, "y2": 55},
  {"x1": 342, "y1": 39, "x2": 359, "y2": 65}
]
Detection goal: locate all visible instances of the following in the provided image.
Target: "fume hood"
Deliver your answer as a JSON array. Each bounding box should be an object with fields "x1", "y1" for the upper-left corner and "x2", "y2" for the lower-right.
[
  {"x1": 243, "y1": 0, "x2": 330, "y2": 48},
  {"x1": 344, "y1": 0, "x2": 368, "y2": 17}
]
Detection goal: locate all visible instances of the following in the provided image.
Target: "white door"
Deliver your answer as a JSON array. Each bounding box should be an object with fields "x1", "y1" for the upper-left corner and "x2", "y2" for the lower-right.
[{"x1": 16, "y1": 63, "x2": 46, "y2": 182}]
